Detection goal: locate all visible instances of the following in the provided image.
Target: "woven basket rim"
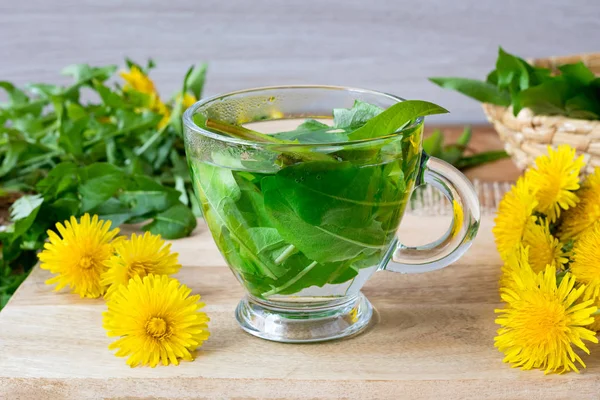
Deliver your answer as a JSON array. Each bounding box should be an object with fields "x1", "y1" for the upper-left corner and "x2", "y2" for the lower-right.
[
  {"x1": 481, "y1": 103, "x2": 600, "y2": 126},
  {"x1": 527, "y1": 52, "x2": 600, "y2": 66}
]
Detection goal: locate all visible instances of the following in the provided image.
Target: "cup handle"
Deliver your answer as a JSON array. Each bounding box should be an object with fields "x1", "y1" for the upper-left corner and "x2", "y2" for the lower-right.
[{"x1": 384, "y1": 154, "x2": 481, "y2": 274}]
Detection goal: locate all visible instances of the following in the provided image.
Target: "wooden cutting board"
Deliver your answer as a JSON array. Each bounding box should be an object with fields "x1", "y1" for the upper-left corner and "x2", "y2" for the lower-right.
[{"x1": 2, "y1": 215, "x2": 600, "y2": 400}]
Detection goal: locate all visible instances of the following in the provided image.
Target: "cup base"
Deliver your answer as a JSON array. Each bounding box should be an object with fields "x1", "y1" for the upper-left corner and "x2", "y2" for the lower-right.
[{"x1": 235, "y1": 293, "x2": 373, "y2": 343}]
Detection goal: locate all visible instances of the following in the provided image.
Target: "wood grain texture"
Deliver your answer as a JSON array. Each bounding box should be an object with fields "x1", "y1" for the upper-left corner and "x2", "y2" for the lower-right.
[
  {"x1": 2, "y1": 216, "x2": 600, "y2": 399},
  {"x1": 0, "y1": 0, "x2": 598, "y2": 123}
]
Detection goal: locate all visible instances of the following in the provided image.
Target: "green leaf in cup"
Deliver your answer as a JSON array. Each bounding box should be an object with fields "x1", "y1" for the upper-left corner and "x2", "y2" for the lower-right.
[
  {"x1": 188, "y1": 99, "x2": 433, "y2": 298},
  {"x1": 347, "y1": 100, "x2": 448, "y2": 141},
  {"x1": 333, "y1": 100, "x2": 383, "y2": 129},
  {"x1": 261, "y1": 161, "x2": 400, "y2": 264},
  {"x1": 272, "y1": 119, "x2": 349, "y2": 143}
]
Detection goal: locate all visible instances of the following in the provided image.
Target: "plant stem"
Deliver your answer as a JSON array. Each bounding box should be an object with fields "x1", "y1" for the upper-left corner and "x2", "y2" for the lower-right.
[
  {"x1": 135, "y1": 125, "x2": 168, "y2": 156},
  {"x1": 205, "y1": 119, "x2": 335, "y2": 163},
  {"x1": 206, "y1": 119, "x2": 287, "y2": 144},
  {"x1": 15, "y1": 151, "x2": 61, "y2": 168},
  {"x1": 83, "y1": 119, "x2": 158, "y2": 149},
  {"x1": 262, "y1": 261, "x2": 318, "y2": 297},
  {"x1": 275, "y1": 244, "x2": 297, "y2": 265},
  {"x1": 455, "y1": 150, "x2": 509, "y2": 170}
]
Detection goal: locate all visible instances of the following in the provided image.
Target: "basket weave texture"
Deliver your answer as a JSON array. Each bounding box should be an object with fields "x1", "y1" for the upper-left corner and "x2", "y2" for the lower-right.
[{"x1": 482, "y1": 53, "x2": 600, "y2": 174}]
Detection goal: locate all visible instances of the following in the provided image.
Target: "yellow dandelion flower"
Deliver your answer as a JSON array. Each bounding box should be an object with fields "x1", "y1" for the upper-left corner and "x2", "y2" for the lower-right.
[
  {"x1": 38, "y1": 214, "x2": 119, "y2": 298},
  {"x1": 102, "y1": 231, "x2": 181, "y2": 298},
  {"x1": 120, "y1": 66, "x2": 157, "y2": 95},
  {"x1": 103, "y1": 274, "x2": 210, "y2": 367},
  {"x1": 154, "y1": 98, "x2": 171, "y2": 129},
  {"x1": 493, "y1": 176, "x2": 538, "y2": 258},
  {"x1": 559, "y1": 168, "x2": 600, "y2": 240},
  {"x1": 178, "y1": 93, "x2": 197, "y2": 109},
  {"x1": 522, "y1": 220, "x2": 568, "y2": 274},
  {"x1": 120, "y1": 66, "x2": 171, "y2": 128},
  {"x1": 570, "y1": 222, "x2": 600, "y2": 302},
  {"x1": 500, "y1": 244, "x2": 532, "y2": 289},
  {"x1": 526, "y1": 145, "x2": 584, "y2": 222},
  {"x1": 495, "y1": 265, "x2": 598, "y2": 374}
]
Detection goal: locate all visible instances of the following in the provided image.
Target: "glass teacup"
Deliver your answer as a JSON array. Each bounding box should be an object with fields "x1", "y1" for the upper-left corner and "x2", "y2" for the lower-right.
[{"x1": 183, "y1": 86, "x2": 480, "y2": 343}]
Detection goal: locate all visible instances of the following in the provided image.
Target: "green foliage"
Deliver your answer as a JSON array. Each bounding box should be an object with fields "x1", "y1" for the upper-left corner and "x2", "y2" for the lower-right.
[
  {"x1": 0, "y1": 59, "x2": 204, "y2": 309},
  {"x1": 428, "y1": 78, "x2": 511, "y2": 106},
  {"x1": 422, "y1": 126, "x2": 509, "y2": 169},
  {"x1": 272, "y1": 119, "x2": 350, "y2": 143},
  {"x1": 189, "y1": 100, "x2": 434, "y2": 297},
  {"x1": 430, "y1": 47, "x2": 600, "y2": 119},
  {"x1": 333, "y1": 100, "x2": 383, "y2": 129},
  {"x1": 347, "y1": 100, "x2": 448, "y2": 141},
  {"x1": 191, "y1": 159, "x2": 409, "y2": 297}
]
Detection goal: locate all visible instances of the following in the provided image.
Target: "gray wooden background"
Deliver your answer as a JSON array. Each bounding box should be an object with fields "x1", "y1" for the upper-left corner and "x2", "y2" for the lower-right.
[{"x1": 0, "y1": 0, "x2": 598, "y2": 123}]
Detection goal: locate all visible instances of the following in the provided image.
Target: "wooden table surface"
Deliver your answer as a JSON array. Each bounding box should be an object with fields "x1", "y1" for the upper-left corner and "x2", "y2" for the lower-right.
[
  {"x1": 2, "y1": 214, "x2": 600, "y2": 400},
  {"x1": 0, "y1": 126, "x2": 559, "y2": 400}
]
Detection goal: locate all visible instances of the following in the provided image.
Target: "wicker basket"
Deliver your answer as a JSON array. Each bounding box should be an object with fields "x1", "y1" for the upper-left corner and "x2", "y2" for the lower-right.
[{"x1": 482, "y1": 52, "x2": 600, "y2": 174}]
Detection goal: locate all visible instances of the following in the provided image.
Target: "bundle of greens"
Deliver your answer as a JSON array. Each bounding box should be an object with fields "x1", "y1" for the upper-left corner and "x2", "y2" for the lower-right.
[
  {"x1": 189, "y1": 100, "x2": 448, "y2": 297},
  {"x1": 423, "y1": 126, "x2": 508, "y2": 170},
  {"x1": 0, "y1": 60, "x2": 206, "y2": 308},
  {"x1": 430, "y1": 47, "x2": 600, "y2": 119}
]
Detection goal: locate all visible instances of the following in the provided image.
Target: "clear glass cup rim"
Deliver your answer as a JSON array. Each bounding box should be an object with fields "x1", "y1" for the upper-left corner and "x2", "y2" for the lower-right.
[{"x1": 182, "y1": 84, "x2": 424, "y2": 147}]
